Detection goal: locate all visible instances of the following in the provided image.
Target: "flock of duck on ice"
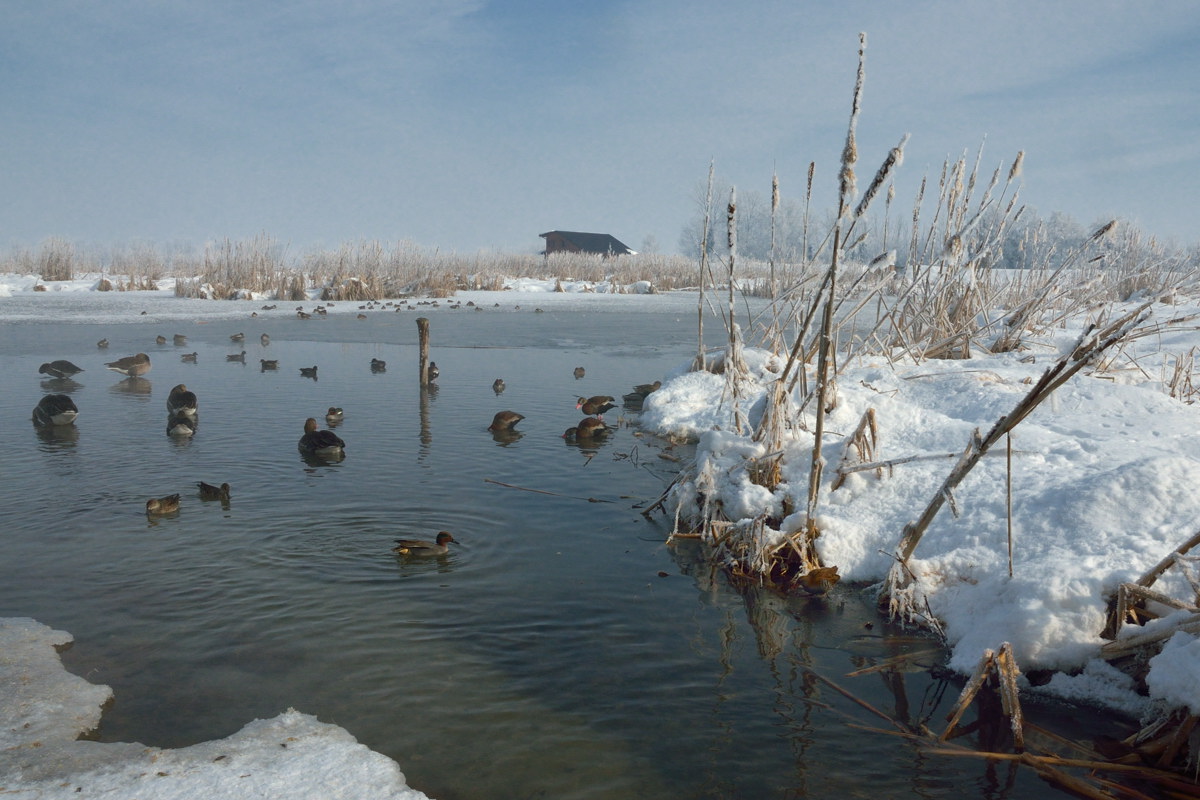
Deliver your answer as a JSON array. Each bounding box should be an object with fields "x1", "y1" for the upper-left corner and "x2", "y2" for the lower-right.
[{"x1": 31, "y1": 334, "x2": 662, "y2": 558}]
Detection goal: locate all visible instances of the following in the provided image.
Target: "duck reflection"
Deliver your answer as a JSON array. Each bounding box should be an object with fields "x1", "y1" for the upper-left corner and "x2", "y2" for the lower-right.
[
  {"x1": 40, "y1": 377, "x2": 83, "y2": 394},
  {"x1": 36, "y1": 424, "x2": 80, "y2": 448},
  {"x1": 110, "y1": 377, "x2": 152, "y2": 395}
]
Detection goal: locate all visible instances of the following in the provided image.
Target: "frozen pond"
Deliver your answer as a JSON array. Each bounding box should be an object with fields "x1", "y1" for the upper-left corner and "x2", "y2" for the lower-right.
[{"x1": 0, "y1": 288, "x2": 1130, "y2": 799}]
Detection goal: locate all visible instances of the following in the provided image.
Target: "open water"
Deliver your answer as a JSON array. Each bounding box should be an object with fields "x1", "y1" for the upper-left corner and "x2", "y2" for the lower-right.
[{"x1": 0, "y1": 289, "x2": 1134, "y2": 799}]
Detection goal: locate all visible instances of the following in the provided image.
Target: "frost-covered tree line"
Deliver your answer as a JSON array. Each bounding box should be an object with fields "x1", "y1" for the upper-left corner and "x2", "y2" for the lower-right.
[{"x1": 677, "y1": 175, "x2": 1194, "y2": 272}]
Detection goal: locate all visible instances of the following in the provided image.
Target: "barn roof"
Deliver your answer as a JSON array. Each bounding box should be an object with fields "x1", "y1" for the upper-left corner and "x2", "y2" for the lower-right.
[{"x1": 540, "y1": 230, "x2": 633, "y2": 256}]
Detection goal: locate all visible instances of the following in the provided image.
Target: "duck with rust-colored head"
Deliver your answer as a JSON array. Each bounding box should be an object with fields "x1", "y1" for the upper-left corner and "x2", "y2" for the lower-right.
[
  {"x1": 576, "y1": 395, "x2": 616, "y2": 418},
  {"x1": 393, "y1": 531, "x2": 457, "y2": 556},
  {"x1": 489, "y1": 410, "x2": 524, "y2": 431},
  {"x1": 298, "y1": 417, "x2": 345, "y2": 456},
  {"x1": 105, "y1": 352, "x2": 151, "y2": 377}
]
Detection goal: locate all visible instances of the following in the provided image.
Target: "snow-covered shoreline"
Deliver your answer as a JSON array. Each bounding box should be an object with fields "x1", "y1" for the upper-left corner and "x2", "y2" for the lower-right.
[
  {"x1": 1, "y1": 617, "x2": 428, "y2": 799},
  {"x1": 7, "y1": 271, "x2": 1200, "y2": 789}
]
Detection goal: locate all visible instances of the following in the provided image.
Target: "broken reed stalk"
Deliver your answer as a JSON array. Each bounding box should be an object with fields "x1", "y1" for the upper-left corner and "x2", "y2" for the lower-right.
[
  {"x1": 697, "y1": 160, "x2": 715, "y2": 368},
  {"x1": 1006, "y1": 432, "x2": 1014, "y2": 578},
  {"x1": 802, "y1": 34, "x2": 865, "y2": 532},
  {"x1": 886, "y1": 301, "x2": 1154, "y2": 601}
]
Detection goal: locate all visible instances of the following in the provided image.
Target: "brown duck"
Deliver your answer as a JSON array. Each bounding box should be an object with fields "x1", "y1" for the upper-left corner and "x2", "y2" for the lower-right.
[
  {"x1": 576, "y1": 395, "x2": 616, "y2": 417},
  {"x1": 146, "y1": 494, "x2": 181, "y2": 516},
  {"x1": 489, "y1": 410, "x2": 524, "y2": 431},
  {"x1": 105, "y1": 353, "x2": 152, "y2": 377}
]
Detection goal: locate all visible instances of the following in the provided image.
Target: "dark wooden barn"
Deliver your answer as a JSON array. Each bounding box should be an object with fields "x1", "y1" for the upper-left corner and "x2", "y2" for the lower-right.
[{"x1": 540, "y1": 230, "x2": 633, "y2": 258}]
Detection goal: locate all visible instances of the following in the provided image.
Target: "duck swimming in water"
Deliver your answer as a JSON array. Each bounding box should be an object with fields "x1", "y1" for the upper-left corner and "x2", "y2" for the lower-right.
[
  {"x1": 32, "y1": 394, "x2": 79, "y2": 426},
  {"x1": 393, "y1": 531, "x2": 457, "y2": 556},
  {"x1": 197, "y1": 481, "x2": 231, "y2": 501},
  {"x1": 146, "y1": 494, "x2": 181, "y2": 516},
  {"x1": 489, "y1": 410, "x2": 524, "y2": 431},
  {"x1": 298, "y1": 417, "x2": 345, "y2": 456},
  {"x1": 563, "y1": 417, "x2": 608, "y2": 440},
  {"x1": 492, "y1": 378, "x2": 505, "y2": 394},
  {"x1": 166, "y1": 384, "x2": 198, "y2": 417}
]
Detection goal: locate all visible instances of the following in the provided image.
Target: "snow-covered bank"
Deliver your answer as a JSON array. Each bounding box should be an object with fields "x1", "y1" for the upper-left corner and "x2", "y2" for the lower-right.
[
  {"x1": 643, "y1": 295, "x2": 1200, "y2": 719},
  {"x1": 1, "y1": 618, "x2": 429, "y2": 799}
]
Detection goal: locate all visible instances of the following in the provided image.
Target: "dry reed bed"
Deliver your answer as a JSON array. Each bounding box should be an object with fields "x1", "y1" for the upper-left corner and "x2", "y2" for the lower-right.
[{"x1": 649, "y1": 33, "x2": 1200, "y2": 788}]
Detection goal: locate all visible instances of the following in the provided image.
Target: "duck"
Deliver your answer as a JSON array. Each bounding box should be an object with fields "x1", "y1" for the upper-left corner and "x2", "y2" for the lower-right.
[
  {"x1": 155, "y1": 335, "x2": 167, "y2": 345},
  {"x1": 427, "y1": 361, "x2": 440, "y2": 381},
  {"x1": 181, "y1": 352, "x2": 198, "y2": 363},
  {"x1": 230, "y1": 332, "x2": 245, "y2": 342},
  {"x1": 105, "y1": 352, "x2": 151, "y2": 377},
  {"x1": 260, "y1": 359, "x2": 278, "y2": 370},
  {"x1": 623, "y1": 381, "x2": 662, "y2": 404},
  {"x1": 325, "y1": 407, "x2": 344, "y2": 424},
  {"x1": 790, "y1": 566, "x2": 841, "y2": 596},
  {"x1": 38, "y1": 360, "x2": 84, "y2": 379},
  {"x1": 260, "y1": 333, "x2": 270, "y2": 346},
  {"x1": 492, "y1": 378, "x2": 505, "y2": 394},
  {"x1": 489, "y1": 410, "x2": 524, "y2": 431},
  {"x1": 227, "y1": 351, "x2": 246, "y2": 363},
  {"x1": 97, "y1": 338, "x2": 109, "y2": 349},
  {"x1": 173, "y1": 334, "x2": 188, "y2": 345},
  {"x1": 298, "y1": 417, "x2": 345, "y2": 456},
  {"x1": 370, "y1": 358, "x2": 387, "y2": 373},
  {"x1": 297, "y1": 311, "x2": 312, "y2": 320},
  {"x1": 573, "y1": 366, "x2": 585, "y2": 379},
  {"x1": 393, "y1": 531, "x2": 457, "y2": 556},
  {"x1": 32, "y1": 394, "x2": 79, "y2": 426},
  {"x1": 167, "y1": 414, "x2": 196, "y2": 437},
  {"x1": 197, "y1": 481, "x2": 231, "y2": 501},
  {"x1": 146, "y1": 494, "x2": 181, "y2": 516},
  {"x1": 563, "y1": 417, "x2": 609, "y2": 440},
  {"x1": 166, "y1": 384, "x2": 199, "y2": 417},
  {"x1": 299, "y1": 366, "x2": 318, "y2": 379},
  {"x1": 576, "y1": 395, "x2": 616, "y2": 417}
]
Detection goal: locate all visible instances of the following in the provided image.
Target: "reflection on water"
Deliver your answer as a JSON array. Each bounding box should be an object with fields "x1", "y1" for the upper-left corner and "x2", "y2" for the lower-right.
[
  {"x1": 0, "y1": 301, "x2": 1136, "y2": 800},
  {"x1": 109, "y1": 376, "x2": 152, "y2": 395}
]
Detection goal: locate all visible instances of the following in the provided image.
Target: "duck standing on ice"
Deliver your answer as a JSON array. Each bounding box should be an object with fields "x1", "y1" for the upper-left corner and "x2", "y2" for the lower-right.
[{"x1": 105, "y1": 353, "x2": 151, "y2": 377}]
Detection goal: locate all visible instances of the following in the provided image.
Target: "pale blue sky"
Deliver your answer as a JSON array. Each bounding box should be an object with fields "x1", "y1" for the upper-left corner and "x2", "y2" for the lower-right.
[{"x1": 3, "y1": 1, "x2": 1198, "y2": 256}]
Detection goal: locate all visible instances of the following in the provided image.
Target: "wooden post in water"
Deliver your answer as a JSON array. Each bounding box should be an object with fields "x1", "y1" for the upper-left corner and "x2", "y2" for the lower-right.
[{"x1": 417, "y1": 317, "x2": 430, "y2": 387}]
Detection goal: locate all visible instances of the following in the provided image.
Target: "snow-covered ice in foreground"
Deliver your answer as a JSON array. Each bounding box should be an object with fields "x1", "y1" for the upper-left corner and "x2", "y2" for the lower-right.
[{"x1": 1, "y1": 618, "x2": 429, "y2": 800}]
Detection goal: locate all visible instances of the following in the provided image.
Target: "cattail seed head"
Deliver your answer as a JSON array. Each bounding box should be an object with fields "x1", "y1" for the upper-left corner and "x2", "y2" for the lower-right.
[
  {"x1": 1090, "y1": 219, "x2": 1117, "y2": 241},
  {"x1": 1008, "y1": 151, "x2": 1024, "y2": 182}
]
